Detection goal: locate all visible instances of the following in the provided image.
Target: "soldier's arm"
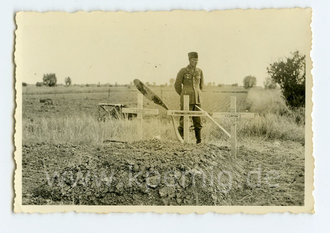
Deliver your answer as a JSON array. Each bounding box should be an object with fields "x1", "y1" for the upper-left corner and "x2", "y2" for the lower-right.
[
  {"x1": 200, "y1": 70, "x2": 204, "y2": 90},
  {"x1": 174, "y1": 69, "x2": 184, "y2": 95}
]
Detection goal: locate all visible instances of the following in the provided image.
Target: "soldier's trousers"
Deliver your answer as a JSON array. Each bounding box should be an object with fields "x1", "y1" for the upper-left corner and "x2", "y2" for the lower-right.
[{"x1": 178, "y1": 104, "x2": 202, "y2": 131}]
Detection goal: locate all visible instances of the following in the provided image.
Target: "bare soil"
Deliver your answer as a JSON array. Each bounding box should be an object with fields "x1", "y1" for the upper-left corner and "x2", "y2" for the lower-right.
[{"x1": 22, "y1": 139, "x2": 304, "y2": 206}]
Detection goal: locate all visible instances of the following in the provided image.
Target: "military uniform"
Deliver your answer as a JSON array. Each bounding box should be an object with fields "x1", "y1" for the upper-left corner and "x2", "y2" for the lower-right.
[{"x1": 174, "y1": 52, "x2": 204, "y2": 143}]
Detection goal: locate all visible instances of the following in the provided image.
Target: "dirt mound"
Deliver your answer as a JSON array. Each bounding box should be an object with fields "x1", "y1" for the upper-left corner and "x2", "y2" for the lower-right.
[{"x1": 22, "y1": 139, "x2": 304, "y2": 206}]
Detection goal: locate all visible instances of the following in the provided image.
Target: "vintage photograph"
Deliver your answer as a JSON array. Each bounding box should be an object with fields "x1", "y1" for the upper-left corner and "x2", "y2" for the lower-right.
[{"x1": 14, "y1": 9, "x2": 313, "y2": 213}]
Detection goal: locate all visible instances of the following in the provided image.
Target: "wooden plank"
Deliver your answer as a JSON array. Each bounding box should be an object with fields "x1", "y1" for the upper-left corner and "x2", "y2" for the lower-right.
[
  {"x1": 212, "y1": 112, "x2": 255, "y2": 119},
  {"x1": 195, "y1": 105, "x2": 231, "y2": 138},
  {"x1": 98, "y1": 103, "x2": 125, "y2": 106},
  {"x1": 230, "y1": 96, "x2": 237, "y2": 158},
  {"x1": 183, "y1": 95, "x2": 189, "y2": 144},
  {"x1": 98, "y1": 105, "x2": 102, "y2": 120},
  {"x1": 137, "y1": 93, "x2": 143, "y2": 140},
  {"x1": 122, "y1": 108, "x2": 159, "y2": 115},
  {"x1": 99, "y1": 105, "x2": 108, "y2": 112},
  {"x1": 167, "y1": 110, "x2": 205, "y2": 117}
]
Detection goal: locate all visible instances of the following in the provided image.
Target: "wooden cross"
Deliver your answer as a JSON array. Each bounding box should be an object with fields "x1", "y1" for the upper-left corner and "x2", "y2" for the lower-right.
[
  {"x1": 212, "y1": 96, "x2": 255, "y2": 157},
  {"x1": 166, "y1": 95, "x2": 254, "y2": 156},
  {"x1": 121, "y1": 93, "x2": 159, "y2": 140},
  {"x1": 167, "y1": 95, "x2": 206, "y2": 143}
]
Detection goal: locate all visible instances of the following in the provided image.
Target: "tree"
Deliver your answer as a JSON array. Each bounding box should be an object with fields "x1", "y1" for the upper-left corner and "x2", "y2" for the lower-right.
[
  {"x1": 65, "y1": 77, "x2": 72, "y2": 86},
  {"x1": 243, "y1": 75, "x2": 257, "y2": 89},
  {"x1": 267, "y1": 51, "x2": 305, "y2": 108},
  {"x1": 43, "y1": 73, "x2": 57, "y2": 87}
]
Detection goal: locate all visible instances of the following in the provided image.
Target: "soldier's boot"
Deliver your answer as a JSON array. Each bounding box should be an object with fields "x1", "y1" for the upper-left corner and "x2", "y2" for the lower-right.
[
  {"x1": 195, "y1": 128, "x2": 202, "y2": 144},
  {"x1": 178, "y1": 127, "x2": 184, "y2": 139}
]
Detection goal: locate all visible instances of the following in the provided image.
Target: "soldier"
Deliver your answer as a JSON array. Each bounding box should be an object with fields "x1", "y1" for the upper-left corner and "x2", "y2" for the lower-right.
[{"x1": 174, "y1": 52, "x2": 204, "y2": 144}]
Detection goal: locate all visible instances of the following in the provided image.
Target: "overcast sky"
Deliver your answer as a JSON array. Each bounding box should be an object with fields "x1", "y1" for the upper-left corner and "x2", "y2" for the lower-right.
[{"x1": 15, "y1": 9, "x2": 311, "y2": 85}]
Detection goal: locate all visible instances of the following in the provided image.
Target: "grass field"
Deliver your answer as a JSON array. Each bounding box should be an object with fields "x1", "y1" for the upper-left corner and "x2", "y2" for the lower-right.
[
  {"x1": 21, "y1": 84, "x2": 305, "y2": 205},
  {"x1": 22, "y1": 85, "x2": 249, "y2": 117},
  {"x1": 22, "y1": 85, "x2": 304, "y2": 144}
]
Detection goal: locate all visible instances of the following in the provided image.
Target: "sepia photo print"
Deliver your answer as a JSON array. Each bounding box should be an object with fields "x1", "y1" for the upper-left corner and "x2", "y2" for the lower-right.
[{"x1": 14, "y1": 9, "x2": 313, "y2": 213}]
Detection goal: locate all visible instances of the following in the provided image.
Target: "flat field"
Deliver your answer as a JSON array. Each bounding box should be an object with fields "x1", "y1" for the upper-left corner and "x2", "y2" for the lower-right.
[
  {"x1": 21, "y1": 84, "x2": 305, "y2": 205},
  {"x1": 22, "y1": 85, "x2": 249, "y2": 119}
]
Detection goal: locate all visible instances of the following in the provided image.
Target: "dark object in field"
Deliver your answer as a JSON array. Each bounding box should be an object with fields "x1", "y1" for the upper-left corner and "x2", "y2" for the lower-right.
[
  {"x1": 103, "y1": 139, "x2": 127, "y2": 143},
  {"x1": 97, "y1": 103, "x2": 137, "y2": 121},
  {"x1": 39, "y1": 98, "x2": 53, "y2": 105},
  {"x1": 133, "y1": 79, "x2": 184, "y2": 143},
  {"x1": 36, "y1": 82, "x2": 43, "y2": 87}
]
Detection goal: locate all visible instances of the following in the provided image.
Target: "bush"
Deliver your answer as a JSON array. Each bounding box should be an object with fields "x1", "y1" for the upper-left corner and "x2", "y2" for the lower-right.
[
  {"x1": 239, "y1": 113, "x2": 304, "y2": 143},
  {"x1": 43, "y1": 73, "x2": 57, "y2": 87},
  {"x1": 65, "y1": 77, "x2": 72, "y2": 86},
  {"x1": 264, "y1": 77, "x2": 277, "y2": 89},
  {"x1": 267, "y1": 51, "x2": 305, "y2": 108},
  {"x1": 243, "y1": 76, "x2": 257, "y2": 89},
  {"x1": 246, "y1": 89, "x2": 289, "y2": 115},
  {"x1": 246, "y1": 88, "x2": 305, "y2": 125},
  {"x1": 36, "y1": 82, "x2": 43, "y2": 87}
]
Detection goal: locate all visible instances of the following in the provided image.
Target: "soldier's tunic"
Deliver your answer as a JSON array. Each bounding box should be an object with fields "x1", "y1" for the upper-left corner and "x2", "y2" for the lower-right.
[{"x1": 174, "y1": 64, "x2": 204, "y2": 130}]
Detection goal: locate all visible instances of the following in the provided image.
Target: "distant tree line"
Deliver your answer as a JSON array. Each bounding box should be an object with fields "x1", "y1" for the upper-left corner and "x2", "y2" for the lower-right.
[
  {"x1": 33, "y1": 50, "x2": 306, "y2": 110},
  {"x1": 35, "y1": 74, "x2": 74, "y2": 87}
]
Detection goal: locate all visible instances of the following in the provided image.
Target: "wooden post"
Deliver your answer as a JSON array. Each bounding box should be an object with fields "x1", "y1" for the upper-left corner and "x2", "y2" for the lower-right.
[
  {"x1": 167, "y1": 105, "x2": 206, "y2": 144},
  {"x1": 183, "y1": 95, "x2": 190, "y2": 143},
  {"x1": 212, "y1": 98, "x2": 254, "y2": 157},
  {"x1": 230, "y1": 96, "x2": 237, "y2": 158},
  {"x1": 137, "y1": 93, "x2": 143, "y2": 140},
  {"x1": 98, "y1": 105, "x2": 101, "y2": 121}
]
